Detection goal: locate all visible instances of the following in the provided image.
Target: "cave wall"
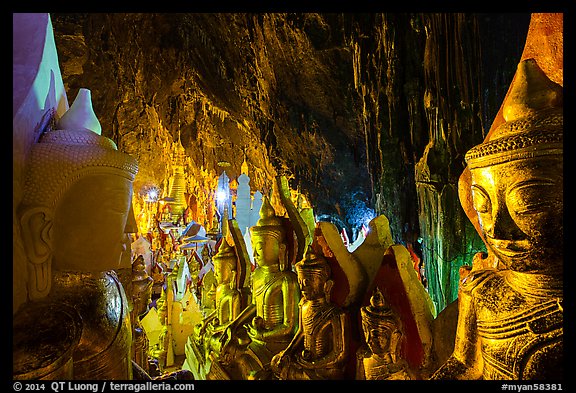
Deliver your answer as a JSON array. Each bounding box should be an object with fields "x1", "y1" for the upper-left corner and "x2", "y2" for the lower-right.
[
  {"x1": 348, "y1": 13, "x2": 530, "y2": 312},
  {"x1": 51, "y1": 13, "x2": 368, "y2": 228},
  {"x1": 50, "y1": 12, "x2": 530, "y2": 314}
]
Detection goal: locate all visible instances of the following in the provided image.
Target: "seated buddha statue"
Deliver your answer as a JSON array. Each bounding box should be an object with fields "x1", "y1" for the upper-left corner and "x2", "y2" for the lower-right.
[
  {"x1": 148, "y1": 289, "x2": 168, "y2": 372},
  {"x1": 270, "y1": 250, "x2": 350, "y2": 380},
  {"x1": 14, "y1": 89, "x2": 139, "y2": 380},
  {"x1": 431, "y1": 59, "x2": 563, "y2": 380},
  {"x1": 131, "y1": 255, "x2": 154, "y2": 374},
  {"x1": 216, "y1": 196, "x2": 301, "y2": 379},
  {"x1": 356, "y1": 288, "x2": 412, "y2": 380},
  {"x1": 186, "y1": 239, "x2": 243, "y2": 378},
  {"x1": 207, "y1": 240, "x2": 243, "y2": 330}
]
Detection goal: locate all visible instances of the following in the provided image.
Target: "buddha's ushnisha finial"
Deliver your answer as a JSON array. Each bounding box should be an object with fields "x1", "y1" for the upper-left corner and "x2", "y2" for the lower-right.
[
  {"x1": 361, "y1": 288, "x2": 396, "y2": 330},
  {"x1": 503, "y1": 58, "x2": 562, "y2": 123},
  {"x1": 56, "y1": 88, "x2": 102, "y2": 135},
  {"x1": 465, "y1": 59, "x2": 562, "y2": 169}
]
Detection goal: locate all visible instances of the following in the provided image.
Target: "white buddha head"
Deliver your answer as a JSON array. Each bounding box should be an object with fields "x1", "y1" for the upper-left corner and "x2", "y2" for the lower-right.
[{"x1": 19, "y1": 108, "x2": 138, "y2": 300}]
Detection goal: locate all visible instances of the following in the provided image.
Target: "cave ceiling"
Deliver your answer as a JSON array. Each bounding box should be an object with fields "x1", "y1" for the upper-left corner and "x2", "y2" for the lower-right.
[{"x1": 50, "y1": 12, "x2": 531, "y2": 243}]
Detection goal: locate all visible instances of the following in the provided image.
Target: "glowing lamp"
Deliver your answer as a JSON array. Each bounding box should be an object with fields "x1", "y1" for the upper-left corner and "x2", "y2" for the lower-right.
[
  {"x1": 148, "y1": 189, "x2": 158, "y2": 201},
  {"x1": 216, "y1": 190, "x2": 227, "y2": 202}
]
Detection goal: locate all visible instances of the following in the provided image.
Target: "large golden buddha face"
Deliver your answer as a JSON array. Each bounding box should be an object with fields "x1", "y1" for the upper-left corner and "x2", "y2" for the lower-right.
[
  {"x1": 251, "y1": 234, "x2": 285, "y2": 268},
  {"x1": 470, "y1": 155, "x2": 563, "y2": 273},
  {"x1": 297, "y1": 271, "x2": 325, "y2": 300},
  {"x1": 214, "y1": 259, "x2": 233, "y2": 285},
  {"x1": 52, "y1": 172, "x2": 134, "y2": 272},
  {"x1": 363, "y1": 324, "x2": 392, "y2": 356}
]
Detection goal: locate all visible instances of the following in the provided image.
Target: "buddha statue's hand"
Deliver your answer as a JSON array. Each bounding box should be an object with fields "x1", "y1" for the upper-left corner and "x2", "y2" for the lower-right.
[
  {"x1": 204, "y1": 321, "x2": 216, "y2": 338},
  {"x1": 218, "y1": 329, "x2": 236, "y2": 365},
  {"x1": 207, "y1": 317, "x2": 219, "y2": 332},
  {"x1": 301, "y1": 349, "x2": 312, "y2": 362},
  {"x1": 217, "y1": 325, "x2": 233, "y2": 352},
  {"x1": 220, "y1": 346, "x2": 234, "y2": 365},
  {"x1": 271, "y1": 351, "x2": 284, "y2": 371},
  {"x1": 271, "y1": 351, "x2": 290, "y2": 379},
  {"x1": 296, "y1": 353, "x2": 314, "y2": 370},
  {"x1": 192, "y1": 323, "x2": 204, "y2": 343},
  {"x1": 247, "y1": 317, "x2": 264, "y2": 341}
]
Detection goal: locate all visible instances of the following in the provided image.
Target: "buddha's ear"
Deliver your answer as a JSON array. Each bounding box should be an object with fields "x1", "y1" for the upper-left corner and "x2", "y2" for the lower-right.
[
  {"x1": 278, "y1": 243, "x2": 288, "y2": 270},
  {"x1": 20, "y1": 207, "x2": 53, "y2": 299},
  {"x1": 390, "y1": 329, "x2": 403, "y2": 363},
  {"x1": 20, "y1": 207, "x2": 53, "y2": 263},
  {"x1": 324, "y1": 279, "x2": 334, "y2": 301}
]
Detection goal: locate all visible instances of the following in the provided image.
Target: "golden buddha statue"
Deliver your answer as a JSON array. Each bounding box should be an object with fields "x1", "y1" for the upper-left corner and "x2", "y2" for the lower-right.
[
  {"x1": 206, "y1": 240, "x2": 243, "y2": 332},
  {"x1": 156, "y1": 264, "x2": 184, "y2": 370},
  {"x1": 431, "y1": 58, "x2": 563, "y2": 380},
  {"x1": 270, "y1": 250, "x2": 350, "y2": 380},
  {"x1": 356, "y1": 288, "x2": 412, "y2": 380},
  {"x1": 186, "y1": 239, "x2": 243, "y2": 378},
  {"x1": 14, "y1": 95, "x2": 139, "y2": 379},
  {"x1": 150, "y1": 286, "x2": 170, "y2": 371},
  {"x1": 216, "y1": 196, "x2": 301, "y2": 379},
  {"x1": 131, "y1": 255, "x2": 154, "y2": 374}
]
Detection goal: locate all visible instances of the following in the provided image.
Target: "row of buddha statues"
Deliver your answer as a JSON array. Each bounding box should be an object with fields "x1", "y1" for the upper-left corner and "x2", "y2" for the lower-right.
[
  {"x1": 115, "y1": 183, "x2": 423, "y2": 381},
  {"x1": 13, "y1": 55, "x2": 563, "y2": 380}
]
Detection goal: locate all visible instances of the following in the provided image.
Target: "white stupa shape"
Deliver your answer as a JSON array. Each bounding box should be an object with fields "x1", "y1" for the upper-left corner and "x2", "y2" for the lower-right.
[
  {"x1": 56, "y1": 88, "x2": 102, "y2": 135},
  {"x1": 236, "y1": 173, "x2": 251, "y2": 235}
]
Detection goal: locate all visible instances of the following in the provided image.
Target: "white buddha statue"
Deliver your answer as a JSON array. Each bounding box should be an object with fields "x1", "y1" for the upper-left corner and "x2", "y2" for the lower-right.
[{"x1": 14, "y1": 89, "x2": 139, "y2": 379}]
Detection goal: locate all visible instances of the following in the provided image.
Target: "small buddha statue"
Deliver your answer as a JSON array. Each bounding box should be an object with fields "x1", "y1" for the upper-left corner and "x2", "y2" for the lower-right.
[
  {"x1": 186, "y1": 239, "x2": 244, "y2": 378},
  {"x1": 217, "y1": 196, "x2": 301, "y2": 379},
  {"x1": 131, "y1": 255, "x2": 154, "y2": 374},
  {"x1": 151, "y1": 287, "x2": 169, "y2": 370},
  {"x1": 200, "y1": 244, "x2": 211, "y2": 265},
  {"x1": 431, "y1": 59, "x2": 563, "y2": 380},
  {"x1": 356, "y1": 288, "x2": 411, "y2": 380},
  {"x1": 270, "y1": 250, "x2": 350, "y2": 380},
  {"x1": 15, "y1": 89, "x2": 139, "y2": 379},
  {"x1": 207, "y1": 240, "x2": 243, "y2": 333}
]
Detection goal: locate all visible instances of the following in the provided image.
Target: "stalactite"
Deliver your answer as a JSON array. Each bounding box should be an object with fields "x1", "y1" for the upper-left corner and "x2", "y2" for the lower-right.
[
  {"x1": 415, "y1": 13, "x2": 487, "y2": 314},
  {"x1": 50, "y1": 13, "x2": 528, "y2": 316}
]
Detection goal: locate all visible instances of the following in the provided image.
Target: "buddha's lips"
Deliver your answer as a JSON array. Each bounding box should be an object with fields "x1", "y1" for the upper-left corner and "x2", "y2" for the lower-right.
[{"x1": 486, "y1": 236, "x2": 531, "y2": 257}]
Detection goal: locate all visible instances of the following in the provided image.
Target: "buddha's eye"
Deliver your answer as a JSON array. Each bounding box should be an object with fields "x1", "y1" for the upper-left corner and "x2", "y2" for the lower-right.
[
  {"x1": 471, "y1": 185, "x2": 491, "y2": 214},
  {"x1": 507, "y1": 182, "x2": 560, "y2": 216}
]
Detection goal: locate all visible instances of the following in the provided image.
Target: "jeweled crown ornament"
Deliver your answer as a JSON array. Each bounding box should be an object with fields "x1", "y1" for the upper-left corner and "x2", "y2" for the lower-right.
[
  {"x1": 21, "y1": 87, "x2": 137, "y2": 210},
  {"x1": 295, "y1": 249, "x2": 330, "y2": 280},
  {"x1": 21, "y1": 129, "x2": 138, "y2": 209},
  {"x1": 465, "y1": 58, "x2": 562, "y2": 169}
]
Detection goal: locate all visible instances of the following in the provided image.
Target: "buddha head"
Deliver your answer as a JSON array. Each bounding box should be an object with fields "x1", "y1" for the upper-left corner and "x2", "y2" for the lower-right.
[
  {"x1": 249, "y1": 196, "x2": 287, "y2": 269},
  {"x1": 465, "y1": 59, "x2": 563, "y2": 275},
  {"x1": 213, "y1": 240, "x2": 237, "y2": 287},
  {"x1": 361, "y1": 288, "x2": 399, "y2": 357},
  {"x1": 295, "y1": 250, "x2": 332, "y2": 301},
  {"x1": 132, "y1": 255, "x2": 153, "y2": 317},
  {"x1": 18, "y1": 119, "x2": 138, "y2": 300}
]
